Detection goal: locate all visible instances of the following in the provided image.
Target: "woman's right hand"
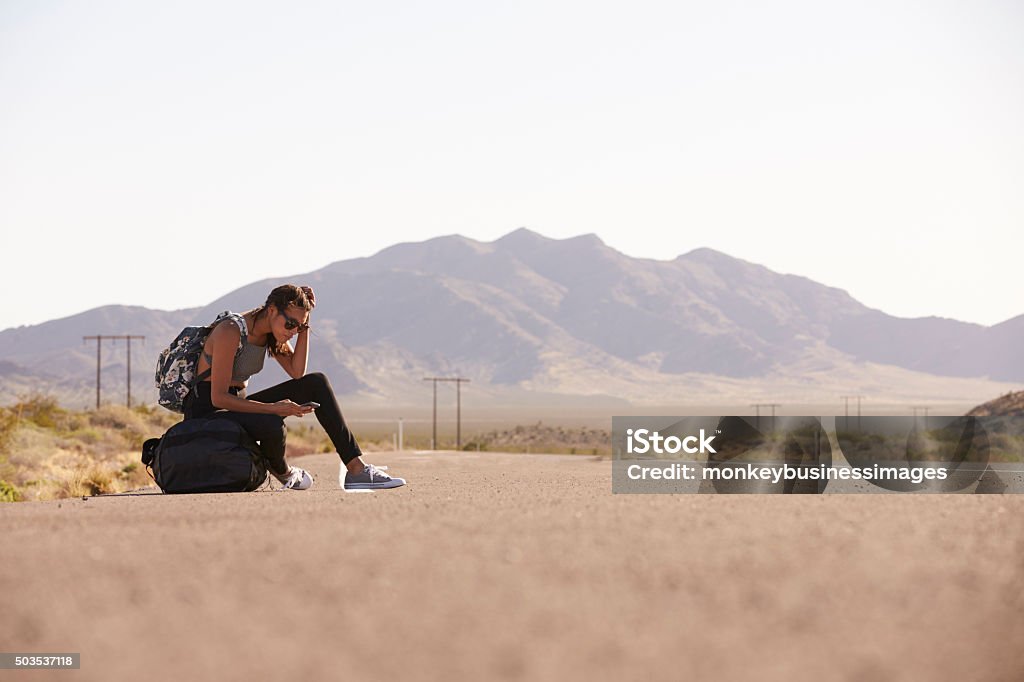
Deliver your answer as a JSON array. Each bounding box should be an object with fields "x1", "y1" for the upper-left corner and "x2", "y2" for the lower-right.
[{"x1": 272, "y1": 400, "x2": 315, "y2": 417}]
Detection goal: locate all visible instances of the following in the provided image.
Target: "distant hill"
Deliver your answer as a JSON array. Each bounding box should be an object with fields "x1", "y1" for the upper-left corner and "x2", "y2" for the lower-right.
[
  {"x1": 1, "y1": 228, "x2": 1021, "y2": 409},
  {"x1": 967, "y1": 391, "x2": 1024, "y2": 417}
]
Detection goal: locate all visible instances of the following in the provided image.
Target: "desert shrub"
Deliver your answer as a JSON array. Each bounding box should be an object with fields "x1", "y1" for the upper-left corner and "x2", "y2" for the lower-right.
[
  {"x1": 68, "y1": 427, "x2": 104, "y2": 446},
  {"x1": 83, "y1": 406, "x2": 177, "y2": 452},
  {"x1": 0, "y1": 479, "x2": 21, "y2": 503},
  {"x1": 0, "y1": 407, "x2": 17, "y2": 455},
  {"x1": 89, "y1": 406, "x2": 143, "y2": 433},
  {"x1": 462, "y1": 422, "x2": 610, "y2": 455},
  {"x1": 13, "y1": 393, "x2": 64, "y2": 429},
  {"x1": 60, "y1": 464, "x2": 115, "y2": 497},
  {"x1": 61, "y1": 412, "x2": 87, "y2": 432},
  {"x1": 0, "y1": 400, "x2": 170, "y2": 501},
  {"x1": 132, "y1": 403, "x2": 157, "y2": 417}
]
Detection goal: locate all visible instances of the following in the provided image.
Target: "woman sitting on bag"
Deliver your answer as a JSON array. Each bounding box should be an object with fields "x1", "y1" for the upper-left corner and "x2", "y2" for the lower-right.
[{"x1": 183, "y1": 283, "x2": 404, "y2": 491}]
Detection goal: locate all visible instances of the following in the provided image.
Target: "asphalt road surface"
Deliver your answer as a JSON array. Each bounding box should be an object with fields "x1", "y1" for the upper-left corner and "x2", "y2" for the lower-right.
[{"x1": 2, "y1": 451, "x2": 1022, "y2": 681}]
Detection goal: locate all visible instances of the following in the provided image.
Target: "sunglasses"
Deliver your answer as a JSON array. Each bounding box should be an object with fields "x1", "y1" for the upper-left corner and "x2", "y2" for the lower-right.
[{"x1": 277, "y1": 307, "x2": 310, "y2": 332}]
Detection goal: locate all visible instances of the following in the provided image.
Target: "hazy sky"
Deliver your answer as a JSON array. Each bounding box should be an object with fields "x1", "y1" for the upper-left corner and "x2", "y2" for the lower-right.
[{"x1": 1, "y1": 0, "x2": 1021, "y2": 330}]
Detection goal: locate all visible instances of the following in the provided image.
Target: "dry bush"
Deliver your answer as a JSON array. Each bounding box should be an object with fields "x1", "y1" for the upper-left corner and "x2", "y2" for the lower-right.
[
  {"x1": 87, "y1": 405, "x2": 178, "y2": 451},
  {"x1": 0, "y1": 478, "x2": 20, "y2": 502},
  {"x1": 0, "y1": 407, "x2": 21, "y2": 502},
  {"x1": 1, "y1": 397, "x2": 177, "y2": 501},
  {"x1": 0, "y1": 407, "x2": 17, "y2": 452},
  {"x1": 462, "y1": 421, "x2": 610, "y2": 455},
  {"x1": 18, "y1": 448, "x2": 153, "y2": 501},
  {"x1": 59, "y1": 464, "x2": 115, "y2": 498},
  {"x1": 12, "y1": 393, "x2": 65, "y2": 429}
]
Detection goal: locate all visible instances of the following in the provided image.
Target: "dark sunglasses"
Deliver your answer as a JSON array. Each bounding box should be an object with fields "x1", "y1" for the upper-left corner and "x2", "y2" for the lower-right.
[{"x1": 277, "y1": 307, "x2": 310, "y2": 332}]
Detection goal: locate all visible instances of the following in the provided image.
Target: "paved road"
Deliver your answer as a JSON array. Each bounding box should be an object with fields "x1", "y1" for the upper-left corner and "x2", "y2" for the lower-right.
[{"x1": 1, "y1": 451, "x2": 1022, "y2": 681}]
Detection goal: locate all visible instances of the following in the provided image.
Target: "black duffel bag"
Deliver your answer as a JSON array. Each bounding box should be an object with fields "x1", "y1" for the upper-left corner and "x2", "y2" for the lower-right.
[{"x1": 142, "y1": 417, "x2": 268, "y2": 494}]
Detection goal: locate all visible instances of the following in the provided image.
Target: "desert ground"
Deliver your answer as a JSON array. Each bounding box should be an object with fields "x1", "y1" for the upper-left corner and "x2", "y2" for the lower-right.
[{"x1": 1, "y1": 449, "x2": 1022, "y2": 682}]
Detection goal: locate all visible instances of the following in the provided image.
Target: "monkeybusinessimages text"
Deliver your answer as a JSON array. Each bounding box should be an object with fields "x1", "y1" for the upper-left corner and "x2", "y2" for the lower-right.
[{"x1": 624, "y1": 428, "x2": 950, "y2": 485}]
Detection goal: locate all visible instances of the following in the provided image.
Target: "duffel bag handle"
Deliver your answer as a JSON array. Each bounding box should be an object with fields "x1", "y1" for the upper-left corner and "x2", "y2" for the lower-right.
[{"x1": 141, "y1": 437, "x2": 162, "y2": 467}]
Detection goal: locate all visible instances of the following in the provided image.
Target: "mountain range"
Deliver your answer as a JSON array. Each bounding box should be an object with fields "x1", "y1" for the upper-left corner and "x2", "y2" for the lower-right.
[{"x1": 1, "y1": 228, "x2": 1020, "y2": 410}]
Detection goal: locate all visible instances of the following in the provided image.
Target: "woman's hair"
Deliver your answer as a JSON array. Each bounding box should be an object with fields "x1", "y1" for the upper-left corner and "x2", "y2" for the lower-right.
[{"x1": 251, "y1": 284, "x2": 314, "y2": 357}]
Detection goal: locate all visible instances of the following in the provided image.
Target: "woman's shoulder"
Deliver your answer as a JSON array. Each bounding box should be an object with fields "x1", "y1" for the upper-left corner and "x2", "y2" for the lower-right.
[{"x1": 208, "y1": 311, "x2": 248, "y2": 349}]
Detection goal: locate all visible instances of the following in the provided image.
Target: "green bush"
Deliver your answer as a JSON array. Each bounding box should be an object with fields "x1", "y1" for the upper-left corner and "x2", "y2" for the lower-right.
[
  {"x1": 0, "y1": 408, "x2": 17, "y2": 455},
  {"x1": 13, "y1": 393, "x2": 64, "y2": 429},
  {"x1": 0, "y1": 479, "x2": 21, "y2": 503}
]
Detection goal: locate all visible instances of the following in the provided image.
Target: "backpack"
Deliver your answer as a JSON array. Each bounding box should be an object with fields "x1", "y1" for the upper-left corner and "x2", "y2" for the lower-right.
[
  {"x1": 154, "y1": 311, "x2": 248, "y2": 413},
  {"x1": 142, "y1": 417, "x2": 269, "y2": 494}
]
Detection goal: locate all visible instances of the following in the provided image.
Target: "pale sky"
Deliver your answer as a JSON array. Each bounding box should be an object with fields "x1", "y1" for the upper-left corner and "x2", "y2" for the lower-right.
[{"x1": 1, "y1": 0, "x2": 1021, "y2": 330}]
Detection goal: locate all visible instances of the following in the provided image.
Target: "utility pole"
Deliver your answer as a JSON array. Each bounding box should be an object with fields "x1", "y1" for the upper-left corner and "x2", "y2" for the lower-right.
[
  {"x1": 84, "y1": 336, "x2": 103, "y2": 409},
  {"x1": 426, "y1": 378, "x2": 438, "y2": 449},
  {"x1": 83, "y1": 335, "x2": 146, "y2": 409},
  {"x1": 455, "y1": 378, "x2": 468, "y2": 449},
  {"x1": 840, "y1": 395, "x2": 865, "y2": 430},
  {"x1": 423, "y1": 377, "x2": 471, "y2": 450},
  {"x1": 911, "y1": 405, "x2": 930, "y2": 430},
  {"x1": 123, "y1": 335, "x2": 145, "y2": 407},
  {"x1": 751, "y1": 403, "x2": 781, "y2": 432}
]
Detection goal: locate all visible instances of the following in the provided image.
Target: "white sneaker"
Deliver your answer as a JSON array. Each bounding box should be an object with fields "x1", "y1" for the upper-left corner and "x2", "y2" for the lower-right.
[{"x1": 277, "y1": 466, "x2": 313, "y2": 490}]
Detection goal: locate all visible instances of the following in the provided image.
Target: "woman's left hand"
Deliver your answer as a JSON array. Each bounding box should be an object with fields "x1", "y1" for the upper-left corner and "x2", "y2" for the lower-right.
[{"x1": 301, "y1": 286, "x2": 316, "y2": 308}]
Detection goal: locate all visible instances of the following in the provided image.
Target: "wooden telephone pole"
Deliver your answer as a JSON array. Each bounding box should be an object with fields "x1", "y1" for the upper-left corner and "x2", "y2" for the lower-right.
[
  {"x1": 423, "y1": 377, "x2": 470, "y2": 450},
  {"x1": 83, "y1": 335, "x2": 146, "y2": 408}
]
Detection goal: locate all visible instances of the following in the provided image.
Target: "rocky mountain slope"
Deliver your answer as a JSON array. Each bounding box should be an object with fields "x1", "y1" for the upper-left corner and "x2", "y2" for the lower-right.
[{"x1": 1, "y1": 229, "x2": 1020, "y2": 409}]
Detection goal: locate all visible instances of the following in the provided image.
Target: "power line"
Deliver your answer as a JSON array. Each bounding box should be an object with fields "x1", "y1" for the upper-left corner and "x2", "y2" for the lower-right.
[
  {"x1": 82, "y1": 335, "x2": 146, "y2": 408},
  {"x1": 423, "y1": 377, "x2": 470, "y2": 450},
  {"x1": 911, "y1": 405, "x2": 931, "y2": 430},
  {"x1": 750, "y1": 403, "x2": 781, "y2": 432},
  {"x1": 840, "y1": 395, "x2": 865, "y2": 430}
]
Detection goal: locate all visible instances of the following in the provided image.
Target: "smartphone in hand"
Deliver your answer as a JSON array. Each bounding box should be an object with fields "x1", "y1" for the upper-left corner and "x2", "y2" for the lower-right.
[{"x1": 300, "y1": 402, "x2": 320, "y2": 409}]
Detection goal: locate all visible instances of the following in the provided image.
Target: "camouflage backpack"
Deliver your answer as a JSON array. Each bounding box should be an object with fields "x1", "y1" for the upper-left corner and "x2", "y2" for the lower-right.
[{"x1": 154, "y1": 311, "x2": 247, "y2": 413}]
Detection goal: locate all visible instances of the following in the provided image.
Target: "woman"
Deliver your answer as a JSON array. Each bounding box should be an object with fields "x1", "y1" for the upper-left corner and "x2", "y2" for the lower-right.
[{"x1": 182, "y1": 284, "x2": 404, "y2": 491}]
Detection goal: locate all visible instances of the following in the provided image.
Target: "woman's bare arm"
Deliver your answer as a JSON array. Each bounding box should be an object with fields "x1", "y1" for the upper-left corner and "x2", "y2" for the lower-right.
[
  {"x1": 274, "y1": 327, "x2": 310, "y2": 379},
  {"x1": 206, "y1": 322, "x2": 308, "y2": 417},
  {"x1": 274, "y1": 285, "x2": 314, "y2": 379}
]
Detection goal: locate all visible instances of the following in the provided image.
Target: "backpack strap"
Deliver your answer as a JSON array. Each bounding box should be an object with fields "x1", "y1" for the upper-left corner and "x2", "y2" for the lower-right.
[
  {"x1": 194, "y1": 312, "x2": 247, "y2": 387},
  {"x1": 211, "y1": 311, "x2": 249, "y2": 349},
  {"x1": 206, "y1": 311, "x2": 249, "y2": 362}
]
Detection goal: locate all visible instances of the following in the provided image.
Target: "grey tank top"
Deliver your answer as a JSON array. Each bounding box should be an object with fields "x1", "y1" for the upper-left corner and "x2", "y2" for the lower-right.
[{"x1": 203, "y1": 313, "x2": 267, "y2": 385}]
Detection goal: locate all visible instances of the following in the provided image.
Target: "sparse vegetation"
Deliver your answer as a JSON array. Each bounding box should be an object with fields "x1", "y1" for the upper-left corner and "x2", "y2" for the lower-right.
[
  {"x1": 0, "y1": 479, "x2": 21, "y2": 502},
  {"x1": 967, "y1": 390, "x2": 1024, "y2": 417},
  {"x1": 0, "y1": 393, "x2": 371, "y2": 501},
  {"x1": 460, "y1": 421, "x2": 609, "y2": 456},
  {"x1": 0, "y1": 393, "x2": 616, "y2": 502},
  {"x1": 0, "y1": 394, "x2": 181, "y2": 501}
]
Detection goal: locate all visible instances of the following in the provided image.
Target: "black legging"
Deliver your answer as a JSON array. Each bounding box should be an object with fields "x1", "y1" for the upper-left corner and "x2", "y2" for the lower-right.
[{"x1": 183, "y1": 372, "x2": 363, "y2": 477}]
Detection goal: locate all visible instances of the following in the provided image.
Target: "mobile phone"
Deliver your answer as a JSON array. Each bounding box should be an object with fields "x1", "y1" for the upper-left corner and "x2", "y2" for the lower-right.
[{"x1": 301, "y1": 402, "x2": 320, "y2": 409}]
